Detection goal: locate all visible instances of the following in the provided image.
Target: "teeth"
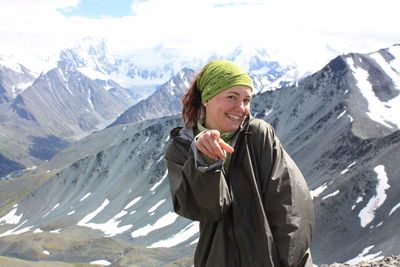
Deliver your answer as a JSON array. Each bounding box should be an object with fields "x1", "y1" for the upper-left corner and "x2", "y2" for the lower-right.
[{"x1": 226, "y1": 114, "x2": 240, "y2": 120}]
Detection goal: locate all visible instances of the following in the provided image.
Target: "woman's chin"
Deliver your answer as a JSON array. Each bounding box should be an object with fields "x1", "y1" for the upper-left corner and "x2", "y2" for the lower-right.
[{"x1": 222, "y1": 123, "x2": 241, "y2": 133}]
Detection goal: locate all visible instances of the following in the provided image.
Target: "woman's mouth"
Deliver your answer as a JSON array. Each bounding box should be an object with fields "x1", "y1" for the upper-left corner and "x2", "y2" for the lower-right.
[{"x1": 226, "y1": 113, "x2": 241, "y2": 121}]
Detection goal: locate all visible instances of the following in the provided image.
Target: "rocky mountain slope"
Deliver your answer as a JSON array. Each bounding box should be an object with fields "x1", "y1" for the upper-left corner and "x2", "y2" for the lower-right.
[
  {"x1": 108, "y1": 68, "x2": 195, "y2": 128},
  {"x1": 0, "y1": 43, "x2": 150, "y2": 177},
  {"x1": 0, "y1": 61, "x2": 136, "y2": 177},
  {"x1": 0, "y1": 60, "x2": 35, "y2": 103},
  {"x1": 0, "y1": 44, "x2": 399, "y2": 266},
  {"x1": 251, "y1": 44, "x2": 400, "y2": 264}
]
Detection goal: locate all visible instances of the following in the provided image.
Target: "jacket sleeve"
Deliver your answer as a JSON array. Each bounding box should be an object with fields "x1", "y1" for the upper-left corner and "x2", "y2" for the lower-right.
[
  {"x1": 253, "y1": 121, "x2": 315, "y2": 267},
  {"x1": 165, "y1": 136, "x2": 233, "y2": 222}
]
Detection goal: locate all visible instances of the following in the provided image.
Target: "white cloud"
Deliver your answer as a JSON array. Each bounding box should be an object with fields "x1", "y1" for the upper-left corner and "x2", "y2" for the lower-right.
[{"x1": 0, "y1": 0, "x2": 399, "y2": 64}]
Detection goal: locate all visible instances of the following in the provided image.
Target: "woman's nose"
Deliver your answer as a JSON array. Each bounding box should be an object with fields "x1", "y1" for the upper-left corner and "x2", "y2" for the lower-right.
[{"x1": 235, "y1": 100, "x2": 246, "y2": 111}]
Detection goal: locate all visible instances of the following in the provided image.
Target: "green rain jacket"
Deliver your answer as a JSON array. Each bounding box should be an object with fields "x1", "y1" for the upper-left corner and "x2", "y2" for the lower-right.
[{"x1": 165, "y1": 116, "x2": 315, "y2": 267}]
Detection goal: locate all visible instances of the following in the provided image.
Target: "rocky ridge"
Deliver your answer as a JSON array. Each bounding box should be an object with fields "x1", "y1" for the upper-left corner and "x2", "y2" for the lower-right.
[{"x1": 324, "y1": 256, "x2": 400, "y2": 267}]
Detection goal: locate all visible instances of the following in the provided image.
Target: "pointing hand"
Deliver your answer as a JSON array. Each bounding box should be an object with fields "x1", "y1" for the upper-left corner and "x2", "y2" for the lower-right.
[{"x1": 195, "y1": 130, "x2": 234, "y2": 161}]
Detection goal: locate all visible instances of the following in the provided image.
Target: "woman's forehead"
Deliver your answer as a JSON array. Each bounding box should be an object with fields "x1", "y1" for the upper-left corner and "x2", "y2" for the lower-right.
[{"x1": 222, "y1": 86, "x2": 252, "y2": 96}]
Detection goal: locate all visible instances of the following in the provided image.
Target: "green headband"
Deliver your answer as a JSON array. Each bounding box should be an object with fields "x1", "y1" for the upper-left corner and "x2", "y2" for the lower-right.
[{"x1": 196, "y1": 60, "x2": 253, "y2": 103}]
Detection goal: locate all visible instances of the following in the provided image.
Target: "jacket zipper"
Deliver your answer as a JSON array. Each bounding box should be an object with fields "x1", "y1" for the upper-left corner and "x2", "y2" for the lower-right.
[{"x1": 226, "y1": 126, "x2": 249, "y2": 266}]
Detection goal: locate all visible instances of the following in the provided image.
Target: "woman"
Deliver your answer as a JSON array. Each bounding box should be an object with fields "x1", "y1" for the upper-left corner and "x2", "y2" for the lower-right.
[{"x1": 165, "y1": 60, "x2": 314, "y2": 267}]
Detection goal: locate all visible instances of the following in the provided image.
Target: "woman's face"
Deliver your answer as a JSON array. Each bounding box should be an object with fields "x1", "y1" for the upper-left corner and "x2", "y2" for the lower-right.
[{"x1": 204, "y1": 85, "x2": 252, "y2": 133}]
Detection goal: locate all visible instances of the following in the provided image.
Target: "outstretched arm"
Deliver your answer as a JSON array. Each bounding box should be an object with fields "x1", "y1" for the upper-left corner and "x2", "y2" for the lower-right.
[{"x1": 165, "y1": 131, "x2": 233, "y2": 222}]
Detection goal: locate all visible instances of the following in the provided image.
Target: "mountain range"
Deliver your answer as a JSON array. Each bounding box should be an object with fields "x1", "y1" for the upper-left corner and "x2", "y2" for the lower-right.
[
  {"x1": 0, "y1": 42, "x2": 399, "y2": 266},
  {"x1": 0, "y1": 39, "x2": 295, "y2": 178}
]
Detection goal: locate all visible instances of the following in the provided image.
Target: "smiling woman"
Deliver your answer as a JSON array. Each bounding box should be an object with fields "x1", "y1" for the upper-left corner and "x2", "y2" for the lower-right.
[
  {"x1": 165, "y1": 59, "x2": 315, "y2": 267},
  {"x1": 59, "y1": 0, "x2": 134, "y2": 18}
]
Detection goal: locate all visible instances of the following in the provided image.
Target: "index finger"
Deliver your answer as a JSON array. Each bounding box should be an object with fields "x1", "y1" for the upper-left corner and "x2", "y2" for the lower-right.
[{"x1": 218, "y1": 139, "x2": 234, "y2": 153}]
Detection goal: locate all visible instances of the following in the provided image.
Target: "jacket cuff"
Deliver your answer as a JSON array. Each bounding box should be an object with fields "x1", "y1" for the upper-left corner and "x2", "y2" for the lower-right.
[{"x1": 191, "y1": 131, "x2": 224, "y2": 173}]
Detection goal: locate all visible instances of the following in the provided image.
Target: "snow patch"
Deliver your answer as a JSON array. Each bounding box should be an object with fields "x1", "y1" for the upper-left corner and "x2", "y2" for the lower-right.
[
  {"x1": 264, "y1": 109, "x2": 273, "y2": 117},
  {"x1": 337, "y1": 110, "x2": 346, "y2": 119},
  {"x1": 90, "y1": 260, "x2": 112, "y2": 266},
  {"x1": 345, "y1": 245, "x2": 383, "y2": 265},
  {"x1": 51, "y1": 203, "x2": 60, "y2": 211},
  {"x1": 388, "y1": 46, "x2": 400, "y2": 73},
  {"x1": 370, "y1": 51, "x2": 400, "y2": 90},
  {"x1": 68, "y1": 210, "x2": 75, "y2": 215},
  {"x1": 42, "y1": 211, "x2": 50, "y2": 219},
  {"x1": 347, "y1": 57, "x2": 400, "y2": 128},
  {"x1": 78, "y1": 199, "x2": 133, "y2": 237},
  {"x1": 42, "y1": 203, "x2": 60, "y2": 219},
  {"x1": 78, "y1": 199, "x2": 110, "y2": 225},
  {"x1": 80, "y1": 192, "x2": 91, "y2": 201},
  {"x1": 14, "y1": 81, "x2": 33, "y2": 96},
  {"x1": 190, "y1": 237, "x2": 199, "y2": 246},
  {"x1": 168, "y1": 81, "x2": 176, "y2": 95},
  {"x1": 87, "y1": 88, "x2": 94, "y2": 109},
  {"x1": 389, "y1": 202, "x2": 400, "y2": 216},
  {"x1": 130, "y1": 212, "x2": 178, "y2": 238},
  {"x1": 310, "y1": 184, "x2": 328, "y2": 199},
  {"x1": 149, "y1": 221, "x2": 199, "y2": 248},
  {"x1": 353, "y1": 195, "x2": 364, "y2": 210},
  {"x1": 0, "y1": 206, "x2": 22, "y2": 225},
  {"x1": 124, "y1": 197, "x2": 141, "y2": 210},
  {"x1": 341, "y1": 161, "x2": 356, "y2": 175},
  {"x1": 322, "y1": 190, "x2": 340, "y2": 200},
  {"x1": 0, "y1": 220, "x2": 32, "y2": 237},
  {"x1": 150, "y1": 171, "x2": 168, "y2": 192},
  {"x1": 358, "y1": 165, "x2": 390, "y2": 227},
  {"x1": 77, "y1": 67, "x2": 109, "y2": 81},
  {"x1": 156, "y1": 155, "x2": 164, "y2": 163},
  {"x1": 148, "y1": 199, "x2": 166, "y2": 213}
]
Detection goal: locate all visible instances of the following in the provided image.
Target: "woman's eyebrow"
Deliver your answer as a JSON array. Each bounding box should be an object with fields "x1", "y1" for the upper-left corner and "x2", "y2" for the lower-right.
[
  {"x1": 226, "y1": 91, "x2": 251, "y2": 98},
  {"x1": 226, "y1": 91, "x2": 240, "y2": 95}
]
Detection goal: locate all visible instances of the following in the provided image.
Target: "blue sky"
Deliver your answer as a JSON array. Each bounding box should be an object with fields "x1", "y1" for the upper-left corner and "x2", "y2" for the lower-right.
[{"x1": 60, "y1": 0, "x2": 134, "y2": 18}]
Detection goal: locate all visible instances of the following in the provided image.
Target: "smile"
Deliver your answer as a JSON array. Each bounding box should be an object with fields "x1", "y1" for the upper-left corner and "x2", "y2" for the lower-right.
[{"x1": 226, "y1": 113, "x2": 241, "y2": 121}]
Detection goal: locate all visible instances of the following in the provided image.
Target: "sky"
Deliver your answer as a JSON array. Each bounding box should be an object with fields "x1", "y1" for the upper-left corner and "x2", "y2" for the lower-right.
[{"x1": 0, "y1": 0, "x2": 400, "y2": 68}]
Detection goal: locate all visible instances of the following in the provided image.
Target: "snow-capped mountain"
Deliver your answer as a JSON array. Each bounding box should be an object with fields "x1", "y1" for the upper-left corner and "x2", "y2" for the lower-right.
[
  {"x1": 107, "y1": 47, "x2": 295, "y2": 128},
  {"x1": 0, "y1": 57, "x2": 139, "y2": 177},
  {"x1": 0, "y1": 44, "x2": 399, "y2": 266},
  {"x1": 57, "y1": 39, "x2": 201, "y2": 95},
  {"x1": 59, "y1": 38, "x2": 296, "y2": 94},
  {"x1": 208, "y1": 46, "x2": 297, "y2": 91},
  {"x1": 14, "y1": 61, "x2": 130, "y2": 136},
  {"x1": 0, "y1": 57, "x2": 35, "y2": 103},
  {"x1": 108, "y1": 68, "x2": 195, "y2": 128},
  {"x1": 1, "y1": 37, "x2": 307, "y2": 110}
]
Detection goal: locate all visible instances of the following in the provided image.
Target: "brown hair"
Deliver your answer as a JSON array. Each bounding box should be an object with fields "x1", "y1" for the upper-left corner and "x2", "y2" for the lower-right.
[{"x1": 181, "y1": 75, "x2": 203, "y2": 128}]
